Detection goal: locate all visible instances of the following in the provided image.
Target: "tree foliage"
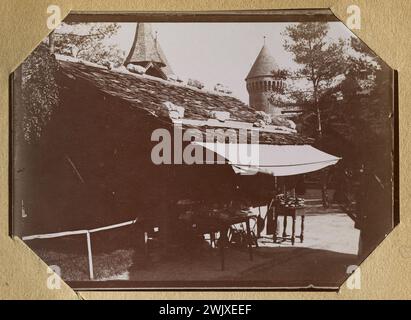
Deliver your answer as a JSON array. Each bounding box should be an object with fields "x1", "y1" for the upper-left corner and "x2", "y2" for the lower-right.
[
  {"x1": 304, "y1": 34, "x2": 393, "y2": 184},
  {"x1": 21, "y1": 43, "x2": 59, "y2": 143},
  {"x1": 330, "y1": 37, "x2": 392, "y2": 177},
  {"x1": 54, "y1": 23, "x2": 124, "y2": 67},
  {"x1": 282, "y1": 22, "x2": 394, "y2": 210},
  {"x1": 19, "y1": 23, "x2": 124, "y2": 144},
  {"x1": 283, "y1": 22, "x2": 346, "y2": 136}
]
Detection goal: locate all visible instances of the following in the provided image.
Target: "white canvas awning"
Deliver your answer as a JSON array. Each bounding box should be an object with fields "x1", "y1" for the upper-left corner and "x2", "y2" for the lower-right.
[{"x1": 194, "y1": 142, "x2": 341, "y2": 177}]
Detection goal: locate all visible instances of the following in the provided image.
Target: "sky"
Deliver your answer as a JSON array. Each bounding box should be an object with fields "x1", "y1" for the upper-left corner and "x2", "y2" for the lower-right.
[{"x1": 62, "y1": 22, "x2": 358, "y2": 103}]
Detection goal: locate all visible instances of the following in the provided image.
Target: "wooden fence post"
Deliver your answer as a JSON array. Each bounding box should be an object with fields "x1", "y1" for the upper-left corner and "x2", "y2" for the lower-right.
[{"x1": 86, "y1": 231, "x2": 94, "y2": 280}]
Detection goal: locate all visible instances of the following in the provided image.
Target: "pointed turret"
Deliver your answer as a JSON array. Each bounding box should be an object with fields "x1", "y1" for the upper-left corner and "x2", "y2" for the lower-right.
[
  {"x1": 154, "y1": 34, "x2": 175, "y2": 77},
  {"x1": 124, "y1": 23, "x2": 164, "y2": 66},
  {"x1": 124, "y1": 23, "x2": 175, "y2": 80},
  {"x1": 246, "y1": 45, "x2": 279, "y2": 80},
  {"x1": 245, "y1": 41, "x2": 286, "y2": 116}
]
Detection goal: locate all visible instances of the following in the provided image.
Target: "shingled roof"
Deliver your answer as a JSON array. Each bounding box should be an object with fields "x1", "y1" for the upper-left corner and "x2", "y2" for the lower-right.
[
  {"x1": 57, "y1": 59, "x2": 311, "y2": 145},
  {"x1": 246, "y1": 45, "x2": 280, "y2": 80}
]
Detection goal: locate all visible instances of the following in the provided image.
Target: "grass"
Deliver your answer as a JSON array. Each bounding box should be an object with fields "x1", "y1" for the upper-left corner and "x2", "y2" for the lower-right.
[{"x1": 36, "y1": 248, "x2": 134, "y2": 281}]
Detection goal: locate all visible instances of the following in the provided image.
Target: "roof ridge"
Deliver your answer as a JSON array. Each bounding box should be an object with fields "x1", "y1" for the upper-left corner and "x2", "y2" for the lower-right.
[{"x1": 56, "y1": 55, "x2": 242, "y2": 101}]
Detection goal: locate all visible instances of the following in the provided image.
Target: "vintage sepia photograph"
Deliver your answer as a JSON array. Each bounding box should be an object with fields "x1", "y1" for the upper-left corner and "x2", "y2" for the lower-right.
[{"x1": 11, "y1": 10, "x2": 397, "y2": 290}]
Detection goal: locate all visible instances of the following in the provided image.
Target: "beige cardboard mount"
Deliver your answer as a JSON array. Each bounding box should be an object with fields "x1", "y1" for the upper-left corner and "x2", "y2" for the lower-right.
[{"x1": 0, "y1": 0, "x2": 409, "y2": 300}]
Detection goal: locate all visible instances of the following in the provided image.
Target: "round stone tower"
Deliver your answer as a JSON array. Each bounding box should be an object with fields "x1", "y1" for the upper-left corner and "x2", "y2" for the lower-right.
[{"x1": 245, "y1": 44, "x2": 286, "y2": 116}]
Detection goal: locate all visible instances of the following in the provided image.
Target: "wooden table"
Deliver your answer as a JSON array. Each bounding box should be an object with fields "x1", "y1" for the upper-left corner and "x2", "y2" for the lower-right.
[
  {"x1": 273, "y1": 205, "x2": 305, "y2": 245},
  {"x1": 137, "y1": 210, "x2": 257, "y2": 271},
  {"x1": 190, "y1": 212, "x2": 257, "y2": 271}
]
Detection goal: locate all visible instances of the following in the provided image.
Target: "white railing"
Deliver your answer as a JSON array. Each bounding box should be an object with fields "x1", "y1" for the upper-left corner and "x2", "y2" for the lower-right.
[{"x1": 22, "y1": 218, "x2": 138, "y2": 280}]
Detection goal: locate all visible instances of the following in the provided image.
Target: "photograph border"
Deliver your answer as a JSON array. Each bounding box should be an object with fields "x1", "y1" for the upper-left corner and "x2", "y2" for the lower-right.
[{"x1": 0, "y1": 0, "x2": 408, "y2": 300}]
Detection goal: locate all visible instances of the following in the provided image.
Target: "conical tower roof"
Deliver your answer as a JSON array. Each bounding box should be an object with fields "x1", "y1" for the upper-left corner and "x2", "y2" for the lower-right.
[
  {"x1": 124, "y1": 23, "x2": 165, "y2": 67},
  {"x1": 246, "y1": 45, "x2": 279, "y2": 80},
  {"x1": 155, "y1": 37, "x2": 175, "y2": 77}
]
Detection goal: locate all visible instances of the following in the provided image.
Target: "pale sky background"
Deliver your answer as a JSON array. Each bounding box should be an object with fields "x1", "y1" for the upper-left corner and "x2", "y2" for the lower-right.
[
  {"x1": 116, "y1": 22, "x2": 357, "y2": 103},
  {"x1": 61, "y1": 22, "x2": 358, "y2": 103}
]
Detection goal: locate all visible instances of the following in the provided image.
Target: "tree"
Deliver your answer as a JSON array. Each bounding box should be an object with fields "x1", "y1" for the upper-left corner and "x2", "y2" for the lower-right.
[
  {"x1": 53, "y1": 23, "x2": 124, "y2": 67},
  {"x1": 282, "y1": 22, "x2": 346, "y2": 208},
  {"x1": 283, "y1": 22, "x2": 346, "y2": 139},
  {"x1": 333, "y1": 36, "x2": 393, "y2": 180},
  {"x1": 338, "y1": 37, "x2": 394, "y2": 252},
  {"x1": 303, "y1": 34, "x2": 393, "y2": 220},
  {"x1": 21, "y1": 43, "x2": 60, "y2": 143}
]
